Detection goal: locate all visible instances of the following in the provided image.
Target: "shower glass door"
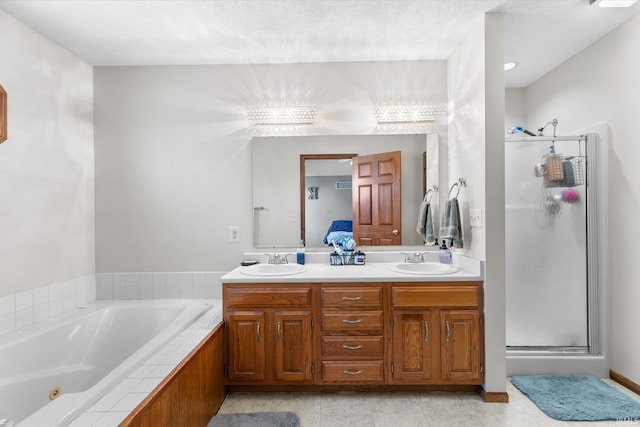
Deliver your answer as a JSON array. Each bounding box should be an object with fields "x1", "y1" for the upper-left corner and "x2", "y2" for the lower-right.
[{"x1": 505, "y1": 137, "x2": 588, "y2": 350}]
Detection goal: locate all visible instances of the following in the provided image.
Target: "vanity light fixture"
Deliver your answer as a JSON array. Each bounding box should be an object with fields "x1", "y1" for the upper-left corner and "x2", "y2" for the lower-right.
[
  {"x1": 589, "y1": 0, "x2": 638, "y2": 7},
  {"x1": 246, "y1": 106, "x2": 318, "y2": 125},
  {"x1": 374, "y1": 104, "x2": 446, "y2": 124},
  {"x1": 504, "y1": 62, "x2": 518, "y2": 71}
]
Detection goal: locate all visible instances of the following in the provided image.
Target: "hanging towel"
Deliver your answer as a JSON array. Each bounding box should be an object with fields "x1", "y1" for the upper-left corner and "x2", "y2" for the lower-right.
[
  {"x1": 440, "y1": 198, "x2": 463, "y2": 248},
  {"x1": 416, "y1": 199, "x2": 429, "y2": 234},
  {"x1": 416, "y1": 200, "x2": 435, "y2": 244},
  {"x1": 424, "y1": 205, "x2": 435, "y2": 244}
]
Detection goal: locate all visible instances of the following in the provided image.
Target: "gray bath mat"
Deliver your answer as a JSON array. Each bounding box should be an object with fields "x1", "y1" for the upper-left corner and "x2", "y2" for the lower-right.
[
  {"x1": 512, "y1": 375, "x2": 640, "y2": 421},
  {"x1": 207, "y1": 411, "x2": 300, "y2": 427}
]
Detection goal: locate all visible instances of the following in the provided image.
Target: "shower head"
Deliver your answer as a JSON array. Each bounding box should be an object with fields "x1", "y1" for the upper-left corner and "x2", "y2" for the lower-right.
[{"x1": 537, "y1": 118, "x2": 558, "y2": 137}]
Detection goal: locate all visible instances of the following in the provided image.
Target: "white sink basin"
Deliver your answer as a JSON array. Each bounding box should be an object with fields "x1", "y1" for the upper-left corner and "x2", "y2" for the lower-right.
[
  {"x1": 388, "y1": 262, "x2": 460, "y2": 275},
  {"x1": 239, "y1": 263, "x2": 307, "y2": 277}
]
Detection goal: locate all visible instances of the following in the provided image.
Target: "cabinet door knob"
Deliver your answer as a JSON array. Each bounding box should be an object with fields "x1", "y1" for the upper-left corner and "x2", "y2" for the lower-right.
[{"x1": 392, "y1": 229, "x2": 399, "y2": 236}]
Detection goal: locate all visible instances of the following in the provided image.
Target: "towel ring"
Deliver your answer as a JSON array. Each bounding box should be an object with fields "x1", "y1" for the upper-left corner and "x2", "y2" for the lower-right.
[
  {"x1": 448, "y1": 182, "x2": 461, "y2": 200},
  {"x1": 424, "y1": 189, "x2": 433, "y2": 203},
  {"x1": 447, "y1": 178, "x2": 466, "y2": 200}
]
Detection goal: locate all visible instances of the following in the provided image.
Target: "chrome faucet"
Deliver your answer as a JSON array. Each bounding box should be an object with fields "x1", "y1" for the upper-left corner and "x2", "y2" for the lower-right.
[
  {"x1": 266, "y1": 253, "x2": 291, "y2": 265},
  {"x1": 402, "y1": 251, "x2": 425, "y2": 263}
]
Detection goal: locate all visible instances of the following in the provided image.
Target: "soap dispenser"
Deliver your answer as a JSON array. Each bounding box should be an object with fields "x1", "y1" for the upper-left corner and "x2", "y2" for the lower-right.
[
  {"x1": 296, "y1": 240, "x2": 305, "y2": 265},
  {"x1": 439, "y1": 240, "x2": 451, "y2": 264}
]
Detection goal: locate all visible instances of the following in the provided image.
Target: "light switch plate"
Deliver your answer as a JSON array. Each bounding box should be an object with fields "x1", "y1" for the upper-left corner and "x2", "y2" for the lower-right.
[
  {"x1": 470, "y1": 208, "x2": 482, "y2": 228},
  {"x1": 228, "y1": 226, "x2": 240, "y2": 242}
]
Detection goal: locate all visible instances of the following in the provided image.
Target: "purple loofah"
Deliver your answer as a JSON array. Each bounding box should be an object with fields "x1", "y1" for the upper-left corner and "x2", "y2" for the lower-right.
[{"x1": 562, "y1": 188, "x2": 579, "y2": 203}]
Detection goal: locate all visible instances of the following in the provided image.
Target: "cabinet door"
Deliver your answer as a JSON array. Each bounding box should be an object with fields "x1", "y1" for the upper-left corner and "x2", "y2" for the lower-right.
[
  {"x1": 273, "y1": 310, "x2": 312, "y2": 382},
  {"x1": 391, "y1": 310, "x2": 434, "y2": 383},
  {"x1": 441, "y1": 310, "x2": 481, "y2": 382},
  {"x1": 227, "y1": 311, "x2": 266, "y2": 382}
]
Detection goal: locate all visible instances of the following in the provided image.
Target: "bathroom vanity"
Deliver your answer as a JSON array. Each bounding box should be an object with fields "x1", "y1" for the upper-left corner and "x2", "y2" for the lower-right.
[{"x1": 221, "y1": 255, "x2": 484, "y2": 391}]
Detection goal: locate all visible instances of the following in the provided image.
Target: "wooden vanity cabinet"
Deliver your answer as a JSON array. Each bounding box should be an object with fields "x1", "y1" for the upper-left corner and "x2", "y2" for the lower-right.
[
  {"x1": 391, "y1": 309, "x2": 436, "y2": 382},
  {"x1": 224, "y1": 285, "x2": 313, "y2": 384},
  {"x1": 223, "y1": 280, "x2": 484, "y2": 388},
  {"x1": 390, "y1": 282, "x2": 484, "y2": 385},
  {"x1": 440, "y1": 309, "x2": 482, "y2": 381}
]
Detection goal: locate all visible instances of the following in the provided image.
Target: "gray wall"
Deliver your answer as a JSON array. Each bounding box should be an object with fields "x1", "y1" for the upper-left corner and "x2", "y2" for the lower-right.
[
  {"x1": 0, "y1": 10, "x2": 95, "y2": 296},
  {"x1": 305, "y1": 175, "x2": 352, "y2": 248},
  {"x1": 94, "y1": 61, "x2": 447, "y2": 272},
  {"x1": 448, "y1": 14, "x2": 506, "y2": 394},
  {"x1": 514, "y1": 13, "x2": 640, "y2": 386}
]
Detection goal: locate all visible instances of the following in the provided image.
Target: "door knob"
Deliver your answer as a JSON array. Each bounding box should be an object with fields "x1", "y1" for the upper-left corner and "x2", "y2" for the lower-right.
[{"x1": 392, "y1": 229, "x2": 399, "y2": 236}]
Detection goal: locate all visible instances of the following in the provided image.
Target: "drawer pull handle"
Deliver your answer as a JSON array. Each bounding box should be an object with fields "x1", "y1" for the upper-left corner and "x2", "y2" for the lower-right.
[
  {"x1": 342, "y1": 319, "x2": 363, "y2": 324},
  {"x1": 424, "y1": 320, "x2": 429, "y2": 342},
  {"x1": 342, "y1": 296, "x2": 363, "y2": 301},
  {"x1": 256, "y1": 321, "x2": 261, "y2": 343},
  {"x1": 342, "y1": 344, "x2": 364, "y2": 350},
  {"x1": 445, "y1": 320, "x2": 450, "y2": 342},
  {"x1": 343, "y1": 369, "x2": 363, "y2": 375}
]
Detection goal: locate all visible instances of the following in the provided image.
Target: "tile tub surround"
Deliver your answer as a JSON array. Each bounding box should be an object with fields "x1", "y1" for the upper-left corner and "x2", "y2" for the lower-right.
[
  {"x1": 0, "y1": 271, "x2": 225, "y2": 337},
  {"x1": 96, "y1": 271, "x2": 224, "y2": 300},
  {"x1": 0, "y1": 274, "x2": 97, "y2": 336}
]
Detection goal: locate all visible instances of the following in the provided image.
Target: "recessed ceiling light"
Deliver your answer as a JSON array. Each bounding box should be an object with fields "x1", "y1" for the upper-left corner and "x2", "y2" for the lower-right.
[
  {"x1": 504, "y1": 62, "x2": 518, "y2": 71},
  {"x1": 589, "y1": 0, "x2": 638, "y2": 7}
]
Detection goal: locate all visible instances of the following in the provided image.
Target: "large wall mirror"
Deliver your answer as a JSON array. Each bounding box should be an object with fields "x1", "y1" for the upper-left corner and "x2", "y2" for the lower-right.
[{"x1": 252, "y1": 133, "x2": 440, "y2": 249}]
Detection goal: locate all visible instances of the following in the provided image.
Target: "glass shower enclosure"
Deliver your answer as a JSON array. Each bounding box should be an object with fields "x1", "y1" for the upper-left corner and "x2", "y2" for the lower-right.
[{"x1": 505, "y1": 134, "x2": 601, "y2": 355}]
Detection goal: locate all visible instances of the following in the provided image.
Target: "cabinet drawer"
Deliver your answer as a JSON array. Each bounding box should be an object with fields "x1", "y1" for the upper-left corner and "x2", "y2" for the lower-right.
[
  {"x1": 392, "y1": 286, "x2": 480, "y2": 308},
  {"x1": 321, "y1": 311, "x2": 383, "y2": 331},
  {"x1": 321, "y1": 286, "x2": 383, "y2": 308},
  {"x1": 225, "y1": 287, "x2": 312, "y2": 308},
  {"x1": 321, "y1": 360, "x2": 384, "y2": 383},
  {"x1": 321, "y1": 336, "x2": 383, "y2": 357}
]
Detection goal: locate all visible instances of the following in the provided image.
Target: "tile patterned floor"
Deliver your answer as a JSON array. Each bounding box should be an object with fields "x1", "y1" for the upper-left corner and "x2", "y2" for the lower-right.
[{"x1": 217, "y1": 379, "x2": 640, "y2": 427}]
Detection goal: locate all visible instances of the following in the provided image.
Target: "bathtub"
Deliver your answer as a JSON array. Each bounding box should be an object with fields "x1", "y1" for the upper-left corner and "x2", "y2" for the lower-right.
[{"x1": 0, "y1": 300, "x2": 217, "y2": 426}]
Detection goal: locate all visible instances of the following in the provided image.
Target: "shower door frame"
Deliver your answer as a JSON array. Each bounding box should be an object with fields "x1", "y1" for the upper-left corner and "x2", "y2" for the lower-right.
[{"x1": 505, "y1": 132, "x2": 609, "y2": 376}]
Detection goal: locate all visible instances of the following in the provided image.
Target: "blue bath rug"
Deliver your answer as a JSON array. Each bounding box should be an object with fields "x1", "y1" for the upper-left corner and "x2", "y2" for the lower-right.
[
  {"x1": 207, "y1": 411, "x2": 300, "y2": 427},
  {"x1": 511, "y1": 375, "x2": 640, "y2": 421}
]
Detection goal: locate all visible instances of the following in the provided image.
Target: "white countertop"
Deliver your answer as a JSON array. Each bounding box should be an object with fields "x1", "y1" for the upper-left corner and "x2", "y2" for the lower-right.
[{"x1": 221, "y1": 251, "x2": 483, "y2": 284}]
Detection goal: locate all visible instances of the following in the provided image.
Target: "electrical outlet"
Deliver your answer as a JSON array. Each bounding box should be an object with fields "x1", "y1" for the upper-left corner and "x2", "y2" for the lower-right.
[
  {"x1": 469, "y1": 208, "x2": 482, "y2": 228},
  {"x1": 228, "y1": 226, "x2": 240, "y2": 243},
  {"x1": 288, "y1": 213, "x2": 299, "y2": 222}
]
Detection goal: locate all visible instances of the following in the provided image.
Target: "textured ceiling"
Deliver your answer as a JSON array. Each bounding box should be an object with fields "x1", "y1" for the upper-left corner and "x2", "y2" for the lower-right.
[{"x1": 0, "y1": 0, "x2": 639, "y2": 87}]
